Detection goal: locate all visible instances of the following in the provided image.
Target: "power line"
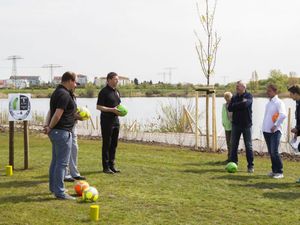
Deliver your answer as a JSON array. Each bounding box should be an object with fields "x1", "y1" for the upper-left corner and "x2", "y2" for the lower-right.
[
  {"x1": 42, "y1": 64, "x2": 62, "y2": 83},
  {"x1": 7, "y1": 55, "x2": 23, "y2": 88},
  {"x1": 164, "y1": 67, "x2": 176, "y2": 84},
  {"x1": 157, "y1": 72, "x2": 167, "y2": 83}
]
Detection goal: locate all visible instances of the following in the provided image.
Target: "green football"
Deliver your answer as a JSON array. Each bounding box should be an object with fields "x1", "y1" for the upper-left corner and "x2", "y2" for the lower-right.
[
  {"x1": 225, "y1": 162, "x2": 238, "y2": 173},
  {"x1": 117, "y1": 105, "x2": 128, "y2": 117}
]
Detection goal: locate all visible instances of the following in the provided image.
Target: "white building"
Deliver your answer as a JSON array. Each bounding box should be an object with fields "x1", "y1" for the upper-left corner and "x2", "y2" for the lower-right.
[
  {"x1": 6, "y1": 79, "x2": 29, "y2": 89},
  {"x1": 94, "y1": 75, "x2": 131, "y2": 87},
  {"x1": 77, "y1": 74, "x2": 88, "y2": 87}
]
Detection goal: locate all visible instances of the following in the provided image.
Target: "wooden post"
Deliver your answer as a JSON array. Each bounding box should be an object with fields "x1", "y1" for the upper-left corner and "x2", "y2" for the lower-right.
[
  {"x1": 206, "y1": 92, "x2": 210, "y2": 151},
  {"x1": 212, "y1": 92, "x2": 216, "y2": 151},
  {"x1": 182, "y1": 106, "x2": 186, "y2": 133},
  {"x1": 9, "y1": 121, "x2": 14, "y2": 169},
  {"x1": 195, "y1": 91, "x2": 199, "y2": 149},
  {"x1": 24, "y1": 121, "x2": 29, "y2": 169},
  {"x1": 96, "y1": 116, "x2": 99, "y2": 130},
  {"x1": 287, "y1": 107, "x2": 291, "y2": 142}
]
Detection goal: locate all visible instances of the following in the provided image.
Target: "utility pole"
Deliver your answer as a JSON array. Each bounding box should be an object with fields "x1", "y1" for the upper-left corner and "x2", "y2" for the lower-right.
[
  {"x1": 164, "y1": 67, "x2": 176, "y2": 84},
  {"x1": 157, "y1": 72, "x2": 167, "y2": 83},
  {"x1": 42, "y1": 64, "x2": 62, "y2": 84},
  {"x1": 220, "y1": 75, "x2": 229, "y2": 85},
  {"x1": 7, "y1": 55, "x2": 23, "y2": 88}
]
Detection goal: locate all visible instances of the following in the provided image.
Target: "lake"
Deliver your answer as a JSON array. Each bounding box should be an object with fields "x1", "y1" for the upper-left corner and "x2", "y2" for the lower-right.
[{"x1": 0, "y1": 96, "x2": 297, "y2": 140}]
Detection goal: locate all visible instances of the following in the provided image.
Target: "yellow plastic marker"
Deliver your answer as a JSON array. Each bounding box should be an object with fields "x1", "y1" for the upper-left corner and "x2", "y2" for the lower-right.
[
  {"x1": 90, "y1": 205, "x2": 99, "y2": 221},
  {"x1": 6, "y1": 165, "x2": 13, "y2": 176}
]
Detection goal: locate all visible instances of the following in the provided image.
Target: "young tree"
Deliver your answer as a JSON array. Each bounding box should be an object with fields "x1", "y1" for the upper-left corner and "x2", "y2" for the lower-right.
[
  {"x1": 134, "y1": 78, "x2": 139, "y2": 85},
  {"x1": 195, "y1": 0, "x2": 221, "y2": 85}
]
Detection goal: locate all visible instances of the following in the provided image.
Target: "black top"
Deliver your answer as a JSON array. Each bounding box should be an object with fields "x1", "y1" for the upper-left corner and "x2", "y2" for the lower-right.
[
  {"x1": 228, "y1": 91, "x2": 253, "y2": 128},
  {"x1": 97, "y1": 85, "x2": 121, "y2": 119},
  {"x1": 50, "y1": 85, "x2": 76, "y2": 132}
]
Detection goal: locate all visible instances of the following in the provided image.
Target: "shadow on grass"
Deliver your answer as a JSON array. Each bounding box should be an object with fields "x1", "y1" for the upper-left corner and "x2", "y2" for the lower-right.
[
  {"x1": 182, "y1": 168, "x2": 224, "y2": 174},
  {"x1": 235, "y1": 182, "x2": 297, "y2": 190},
  {"x1": 214, "y1": 174, "x2": 268, "y2": 181},
  {"x1": 0, "y1": 193, "x2": 56, "y2": 204},
  {"x1": 0, "y1": 180, "x2": 47, "y2": 188},
  {"x1": 82, "y1": 170, "x2": 102, "y2": 176},
  {"x1": 183, "y1": 160, "x2": 228, "y2": 167},
  {"x1": 263, "y1": 192, "x2": 300, "y2": 200}
]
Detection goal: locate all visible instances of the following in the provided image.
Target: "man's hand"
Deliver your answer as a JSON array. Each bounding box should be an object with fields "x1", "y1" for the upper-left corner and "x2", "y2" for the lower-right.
[
  {"x1": 291, "y1": 128, "x2": 298, "y2": 134},
  {"x1": 112, "y1": 107, "x2": 121, "y2": 116},
  {"x1": 43, "y1": 126, "x2": 52, "y2": 134},
  {"x1": 271, "y1": 125, "x2": 277, "y2": 133}
]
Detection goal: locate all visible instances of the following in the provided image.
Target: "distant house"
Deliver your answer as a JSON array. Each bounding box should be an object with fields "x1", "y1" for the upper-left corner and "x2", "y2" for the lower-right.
[
  {"x1": 10, "y1": 76, "x2": 41, "y2": 87},
  {"x1": 77, "y1": 74, "x2": 88, "y2": 87},
  {"x1": 0, "y1": 80, "x2": 6, "y2": 88},
  {"x1": 94, "y1": 75, "x2": 131, "y2": 87},
  {"x1": 52, "y1": 76, "x2": 61, "y2": 86},
  {"x1": 6, "y1": 79, "x2": 29, "y2": 89}
]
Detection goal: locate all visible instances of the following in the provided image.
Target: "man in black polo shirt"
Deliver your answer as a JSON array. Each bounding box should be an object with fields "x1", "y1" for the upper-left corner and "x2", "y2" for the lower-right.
[
  {"x1": 44, "y1": 71, "x2": 78, "y2": 200},
  {"x1": 96, "y1": 72, "x2": 122, "y2": 174}
]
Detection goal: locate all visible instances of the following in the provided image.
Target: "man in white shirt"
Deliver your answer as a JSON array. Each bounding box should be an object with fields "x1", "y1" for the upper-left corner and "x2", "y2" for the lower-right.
[{"x1": 262, "y1": 84, "x2": 286, "y2": 179}]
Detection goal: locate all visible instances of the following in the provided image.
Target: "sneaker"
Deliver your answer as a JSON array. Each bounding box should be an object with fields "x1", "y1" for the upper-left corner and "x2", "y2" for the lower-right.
[
  {"x1": 56, "y1": 194, "x2": 76, "y2": 200},
  {"x1": 273, "y1": 173, "x2": 284, "y2": 179},
  {"x1": 73, "y1": 176, "x2": 86, "y2": 180},
  {"x1": 267, "y1": 172, "x2": 275, "y2": 177},
  {"x1": 64, "y1": 177, "x2": 75, "y2": 182},
  {"x1": 247, "y1": 168, "x2": 254, "y2": 173}
]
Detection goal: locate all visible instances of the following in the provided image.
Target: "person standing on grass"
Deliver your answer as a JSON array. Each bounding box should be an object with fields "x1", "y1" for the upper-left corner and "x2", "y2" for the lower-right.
[
  {"x1": 222, "y1": 92, "x2": 233, "y2": 162},
  {"x1": 96, "y1": 72, "x2": 122, "y2": 174},
  {"x1": 63, "y1": 89, "x2": 86, "y2": 182},
  {"x1": 288, "y1": 84, "x2": 300, "y2": 182},
  {"x1": 262, "y1": 84, "x2": 286, "y2": 179},
  {"x1": 228, "y1": 80, "x2": 254, "y2": 173},
  {"x1": 43, "y1": 71, "x2": 79, "y2": 200}
]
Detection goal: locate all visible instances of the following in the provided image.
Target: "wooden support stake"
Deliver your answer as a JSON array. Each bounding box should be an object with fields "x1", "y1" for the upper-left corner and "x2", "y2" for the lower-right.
[
  {"x1": 195, "y1": 91, "x2": 199, "y2": 150},
  {"x1": 9, "y1": 121, "x2": 14, "y2": 169},
  {"x1": 206, "y1": 92, "x2": 210, "y2": 151},
  {"x1": 24, "y1": 121, "x2": 29, "y2": 169},
  {"x1": 287, "y1": 108, "x2": 291, "y2": 142},
  {"x1": 212, "y1": 92, "x2": 217, "y2": 152}
]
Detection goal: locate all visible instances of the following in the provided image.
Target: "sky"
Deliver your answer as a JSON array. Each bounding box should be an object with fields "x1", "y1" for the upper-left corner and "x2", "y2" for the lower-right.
[{"x1": 0, "y1": 0, "x2": 299, "y2": 84}]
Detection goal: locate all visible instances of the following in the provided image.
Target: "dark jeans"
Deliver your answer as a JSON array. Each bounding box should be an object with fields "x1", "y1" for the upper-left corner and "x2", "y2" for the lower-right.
[
  {"x1": 101, "y1": 117, "x2": 120, "y2": 170},
  {"x1": 225, "y1": 130, "x2": 232, "y2": 160},
  {"x1": 263, "y1": 131, "x2": 283, "y2": 174},
  {"x1": 230, "y1": 124, "x2": 254, "y2": 169}
]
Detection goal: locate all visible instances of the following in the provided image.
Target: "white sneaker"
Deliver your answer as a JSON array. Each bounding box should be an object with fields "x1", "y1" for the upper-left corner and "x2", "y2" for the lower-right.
[
  {"x1": 273, "y1": 173, "x2": 284, "y2": 179},
  {"x1": 267, "y1": 172, "x2": 275, "y2": 177}
]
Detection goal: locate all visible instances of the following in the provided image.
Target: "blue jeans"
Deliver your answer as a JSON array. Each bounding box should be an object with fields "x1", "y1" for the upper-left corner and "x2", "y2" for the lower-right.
[
  {"x1": 230, "y1": 124, "x2": 254, "y2": 168},
  {"x1": 48, "y1": 129, "x2": 72, "y2": 198},
  {"x1": 263, "y1": 131, "x2": 283, "y2": 174}
]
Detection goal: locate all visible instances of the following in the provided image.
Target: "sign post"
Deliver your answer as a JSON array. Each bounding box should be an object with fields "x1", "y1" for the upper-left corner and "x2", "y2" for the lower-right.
[{"x1": 8, "y1": 93, "x2": 32, "y2": 170}]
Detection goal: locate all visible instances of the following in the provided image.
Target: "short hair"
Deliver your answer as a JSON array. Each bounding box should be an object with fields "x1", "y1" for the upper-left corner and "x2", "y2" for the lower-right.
[
  {"x1": 107, "y1": 72, "x2": 118, "y2": 80},
  {"x1": 267, "y1": 84, "x2": 278, "y2": 93},
  {"x1": 61, "y1": 71, "x2": 76, "y2": 83},
  {"x1": 224, "y1": 92, "x2": 232, "y2": 99},
  {"x1": 288, "y1": 85, "x2": 300, "y2": 95},
  {"x1": 237, "y1": 80, "x2": 247, "y2": 89}
]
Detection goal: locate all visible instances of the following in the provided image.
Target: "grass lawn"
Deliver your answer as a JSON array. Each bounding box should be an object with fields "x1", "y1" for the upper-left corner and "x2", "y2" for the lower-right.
[{"x1": 0, "y1": 132, "x2": 300, "y2": 225}]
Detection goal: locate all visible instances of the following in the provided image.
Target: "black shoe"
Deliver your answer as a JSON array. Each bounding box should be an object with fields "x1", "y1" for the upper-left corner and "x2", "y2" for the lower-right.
[
  {"x1": 110, "y1": 167, "x2": 120, "y2": 173},
  {"x1": 73, "y1": 176, "x2": 86, "y2": 180},
  {"x1": 64, "y1": 177, "x2": 75, "y2": 182},
  {"x1": 103, "y1": 168, "x2": 114, "y2": 174}
]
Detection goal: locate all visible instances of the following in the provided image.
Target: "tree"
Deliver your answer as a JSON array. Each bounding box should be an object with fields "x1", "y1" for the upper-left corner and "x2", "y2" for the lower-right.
[
  {"x1": 134, "y1": 78, "x2": 139, "y2": 85},
  {"x1": 267, "y1": 69, "x2": 288, "y2": 93},
  {"x1": 195, "y1": 0, "x2": 221, "y2": 85}
]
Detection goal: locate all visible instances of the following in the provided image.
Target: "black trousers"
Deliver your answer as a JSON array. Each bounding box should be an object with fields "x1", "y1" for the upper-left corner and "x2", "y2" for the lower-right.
[{"x1": 100, "y1": 117, "x2": 120, "y2": 169}]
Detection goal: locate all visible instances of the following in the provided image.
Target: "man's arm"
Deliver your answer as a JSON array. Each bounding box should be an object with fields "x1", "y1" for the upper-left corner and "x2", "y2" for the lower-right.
[
  {"x1": 44, "y1": 108, "x2": 64, "y2": 134},
  {"x1": 228, "y1": 94, "x2": 252, "y2": 112},
  {"x1": 96, "y1": 105, "x2": 121, "y2": 116}
]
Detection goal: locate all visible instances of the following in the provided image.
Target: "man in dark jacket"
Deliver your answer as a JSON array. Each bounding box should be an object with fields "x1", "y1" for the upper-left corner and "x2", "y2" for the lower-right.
[
  {"x1": 228, "y1": 80, "x2": 254, "y2": 173},
  {"x1": 288, "y1": 84, "x2": 300, "y2": 182}
]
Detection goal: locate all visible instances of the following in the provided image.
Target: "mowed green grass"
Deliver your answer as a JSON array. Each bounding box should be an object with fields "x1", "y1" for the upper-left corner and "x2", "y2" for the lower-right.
[{"x1": 0, "y1": 132, "x2": 300, "y2": 225}]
